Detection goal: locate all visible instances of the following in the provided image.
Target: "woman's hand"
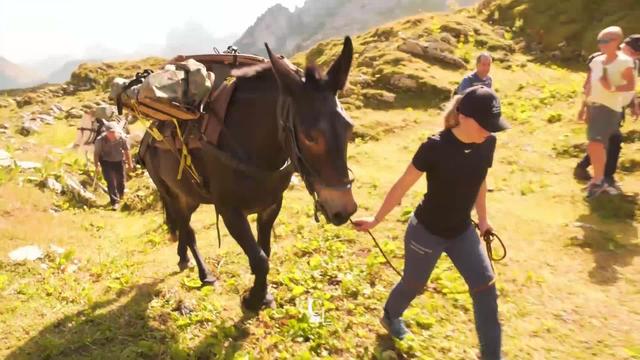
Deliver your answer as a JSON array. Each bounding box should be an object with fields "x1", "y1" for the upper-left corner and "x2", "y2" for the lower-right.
[
  {"x1": 352, "y1": 216, "x2": 380, "y2": 232},
  {"x1": 577, "y1": 104, "x2": 587, "y2": 123},
  {"x1": 477, "y1": 218, "x2": 494, "y2": 237},
  {"x1": 600, "y1": 75, "x2": 612, "y2": 91}
]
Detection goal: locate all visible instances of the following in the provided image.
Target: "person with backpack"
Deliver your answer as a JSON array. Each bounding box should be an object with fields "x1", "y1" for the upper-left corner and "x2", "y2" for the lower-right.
[
  {"x1": 353, "y1": 86, "x2": 509, "y2": 360},
  {"x1": 94, "y1": 122, "x2": 134, "y2": 210},
  {"x1": 576, "y1": 27, "x2": 636, "y2": 199},
  {"x1": 574, "y1": 34, "x2": 640, "y2": 193}
]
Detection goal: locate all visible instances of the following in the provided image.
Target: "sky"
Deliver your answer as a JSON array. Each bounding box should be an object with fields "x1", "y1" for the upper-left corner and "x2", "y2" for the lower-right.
[{"x1": 0, "y1": 0, "x2": 306, "y2": 64}]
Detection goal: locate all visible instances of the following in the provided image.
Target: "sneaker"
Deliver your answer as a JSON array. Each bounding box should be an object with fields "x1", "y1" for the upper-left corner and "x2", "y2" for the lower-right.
[
  {"x1": 604, "y1": 178, "x2": 622, "y2": 195},
  {"x1": 585, "y1": 181, "x2": 607, "y2": 199},
  {"x1": 380, "y1": 314, "x2": 411, "y2": 340},
  {"x1": 573, "y1": 166, "x2": 592, "y2": 181},
  {"x1": 111, "y1": 203, "x2": 120, "y2": 211}
]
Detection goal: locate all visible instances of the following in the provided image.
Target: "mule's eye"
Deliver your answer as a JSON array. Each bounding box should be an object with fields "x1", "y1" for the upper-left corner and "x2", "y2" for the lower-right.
[
  {"x1": 304, "y1": 132, "x2": 320, "y2": 145},
  {"x1": 300, "y1": 130, "x2": 325, "y2": 154}
]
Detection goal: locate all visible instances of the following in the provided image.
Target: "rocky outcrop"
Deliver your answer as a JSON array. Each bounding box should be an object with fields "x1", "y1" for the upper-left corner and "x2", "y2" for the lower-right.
[{"x1": 235, "y1": 0, "x2": 480, "y2": 56}]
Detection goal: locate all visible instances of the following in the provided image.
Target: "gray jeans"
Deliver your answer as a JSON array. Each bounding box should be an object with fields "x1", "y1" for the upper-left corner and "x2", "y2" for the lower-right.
[{"x1": 385, "y1": 216, "x2": 501, "y2": 360}]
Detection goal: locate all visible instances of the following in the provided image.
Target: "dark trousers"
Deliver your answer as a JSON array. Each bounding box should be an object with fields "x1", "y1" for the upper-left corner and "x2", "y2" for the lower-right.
[
  {"x1": 100, "y1": 160, "x2": 125, "y2": 205},
  {"x1": 577, "y1": 131, "x2": 623, "y2": 180}
]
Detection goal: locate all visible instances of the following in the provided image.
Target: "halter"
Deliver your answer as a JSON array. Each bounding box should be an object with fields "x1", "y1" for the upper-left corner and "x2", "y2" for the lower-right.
[{"x1": 276, "y1": 96, "x2": 355, "y2": 222}]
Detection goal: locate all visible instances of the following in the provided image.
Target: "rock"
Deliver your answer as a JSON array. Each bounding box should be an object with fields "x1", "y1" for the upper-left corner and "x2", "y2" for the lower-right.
[
  {"x1": 352, "y1": 74, "x2": 372, "y2": 87},
  {"x1": 438, "y1": 33, "x2": 457, "y2": 46},
  {"x1": 61, "y1": 171, "x2": 97, "y2": 206},
  {"x1": 46, "y1": 177, "x2": 63, "y2": 194},
  {"x1": 398, "y1": 39, "x2": 467, "y2": 69},
  {"x1": 362, "y1": 89, "x2": 396, "y2": 105},
  {"x1": 0, "y1": 123, "x2": 8, "y2": 130},
  {"x1": 16, "y1": 161, "x2": 42, "y2": 170},
  {"x1": 440, "y1": 23, "x2": 473, "y2": 38},
  {"x1": 390, "y1": 74, "x2": 419, "y2": 90},
  {"x1": 0, "y1": 98, "x2": 16, "y2": 108},
  {"x1": 398, "y1": 39, "x2": 424, "y2": 57},
  {"x1": 36, "y1": 114, "x2": 55, "y2": 125},
  {"x1": 53, "y1": 103, "x2": 65, "y2": 112},
  {"x1": 81, "y1": 103, "x2": 95, "y2": 111},
  {"x1": 19, "y1": 119, "x2": 40, "y2": 136},
  {"x1": 67, "y1": 109, "x2": 85, "y2": 119},
  {"x1": 0, "y1": 149, "x2": 13, "y2": 167},
  {"x1": 9, "y1": 245, "x2": 44, "y2": 262}
]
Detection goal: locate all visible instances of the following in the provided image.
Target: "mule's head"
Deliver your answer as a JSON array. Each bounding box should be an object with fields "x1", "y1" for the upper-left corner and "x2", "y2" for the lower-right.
[{"x1": 266, "y1": 37, "x2": 357, "y2": 226}]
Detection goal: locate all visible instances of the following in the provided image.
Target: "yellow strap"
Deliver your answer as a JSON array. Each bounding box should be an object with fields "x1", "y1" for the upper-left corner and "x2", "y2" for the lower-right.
[
  {"x1": 128, "y1": 103, "x2": 200, "y2": 183},
  {"x1": 172, "y1": 118, "x2": 200, "y2": 182}
]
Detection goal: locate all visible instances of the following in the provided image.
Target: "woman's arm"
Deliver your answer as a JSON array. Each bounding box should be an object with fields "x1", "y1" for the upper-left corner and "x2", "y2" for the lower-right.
[
  {"x1": 475, "y1": 180, "x2": 493, "y2": 235},
  {"x1": 353, "y1": 163, "x2": 423, "y2": 231}
]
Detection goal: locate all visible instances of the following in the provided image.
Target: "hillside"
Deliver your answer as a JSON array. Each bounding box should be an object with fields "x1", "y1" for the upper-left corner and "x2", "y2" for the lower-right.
[
  {"x1": 481, "y1": 0, "x2": 640, "y2": 60},
  {"x1": 1, "y1": 3, "x2": 640, "y2": 359},
  {"x1": 0, "y1": 57, "x2": 45, "y2": 90},
  {"x1": 235, "y1": 0, "x2": 481, "y2": 56}
]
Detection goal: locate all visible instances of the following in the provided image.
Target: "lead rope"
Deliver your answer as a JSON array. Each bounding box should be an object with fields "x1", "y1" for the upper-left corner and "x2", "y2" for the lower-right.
[
  {"x1": 348, "y1": 218, "x2": 403, "y2": 277},
  {"x1": 350, "y1": 218, "x2": 507, "y2": 294}
]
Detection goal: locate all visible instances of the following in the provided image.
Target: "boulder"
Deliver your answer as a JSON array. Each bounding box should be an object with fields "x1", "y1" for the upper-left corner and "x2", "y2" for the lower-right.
[
  {"x1": 390, "y1": 74, "x2": 419, "y2": 90},
  {"x1": 0, "y1": 98, "x2": 16, "y2": 108},
  {"x1": 19, "y1": 119, "x2": 41, "y2": 136},
  {"x1": 0, "y1": 149, "x2": 13, "y2": 167},
  {"x1": 46, "y1": 177, "x2": 63, "y2": 194},
  {"x1": 61, "y1": 171, "x2": 97, "y2": 206},
  {"x1": 398, "y1": 39, "x2": 467, "y2": 69},
  {"x1": 36, "y1": 114, "x2": 55, "y2": 125},
  {"x1": 67, "y1": 109, "x2": 85, "y2": 119}
]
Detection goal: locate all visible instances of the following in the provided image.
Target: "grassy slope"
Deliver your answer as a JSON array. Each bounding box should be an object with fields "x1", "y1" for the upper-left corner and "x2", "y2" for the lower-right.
[{"x1": 1, "y1": 6, "x2": 640, "y2": 360}]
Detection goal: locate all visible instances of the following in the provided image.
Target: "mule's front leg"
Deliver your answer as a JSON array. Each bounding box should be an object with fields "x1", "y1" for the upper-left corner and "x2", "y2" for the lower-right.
[
  {"x1": 257, "y1": 198, "x2": 283, "y2": 258},
  {"x1": 220, "y1": 208, "x2": 273, "y2": 312}
]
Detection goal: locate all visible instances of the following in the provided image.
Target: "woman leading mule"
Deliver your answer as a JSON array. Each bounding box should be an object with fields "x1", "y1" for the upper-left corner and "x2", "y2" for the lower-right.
[{"x1": 354, "y1": 86, "x2": 509, "y2": 360}]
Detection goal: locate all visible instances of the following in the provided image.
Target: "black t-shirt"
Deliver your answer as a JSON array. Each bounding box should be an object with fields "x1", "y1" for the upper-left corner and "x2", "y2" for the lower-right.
[{"x1": 412, "y1": 129, "x2": 496, "y2": 239}]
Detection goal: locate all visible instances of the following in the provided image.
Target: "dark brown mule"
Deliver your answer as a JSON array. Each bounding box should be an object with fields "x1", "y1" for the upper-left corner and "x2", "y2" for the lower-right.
[{"x1": 141, "y1": 37, "x2": 357, "y2": 311}]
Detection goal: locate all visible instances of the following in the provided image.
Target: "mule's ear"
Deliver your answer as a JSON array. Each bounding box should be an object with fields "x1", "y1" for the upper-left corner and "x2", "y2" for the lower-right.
[
  {"x1": 265, "y1": 43, "x2": 303, "y2": 95},
  {"x1": 326, "y1": 36, "x2": 353, "y2": 93}
]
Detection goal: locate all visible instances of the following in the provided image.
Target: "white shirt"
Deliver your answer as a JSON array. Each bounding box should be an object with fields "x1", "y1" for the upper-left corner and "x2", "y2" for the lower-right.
[{"x1": 588, "y1": 52, "x2": 635, "y2": 112}]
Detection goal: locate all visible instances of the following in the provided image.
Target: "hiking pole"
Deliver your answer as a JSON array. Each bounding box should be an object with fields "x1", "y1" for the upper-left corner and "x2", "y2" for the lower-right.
[{"x1": 91, "y1": 172, "x2": 98, "y2": 191}]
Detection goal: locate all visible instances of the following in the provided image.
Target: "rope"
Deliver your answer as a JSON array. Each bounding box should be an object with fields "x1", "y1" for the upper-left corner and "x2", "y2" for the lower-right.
[
  {"x1": 471, "y1": 220, "x2": 507, "y2": 273},
  {"x1": 349, "y1": 219, "x2": 403, "y2": 277},
  {"x1": 352, "y1": 218, "x2": 507, "y2": 295}
]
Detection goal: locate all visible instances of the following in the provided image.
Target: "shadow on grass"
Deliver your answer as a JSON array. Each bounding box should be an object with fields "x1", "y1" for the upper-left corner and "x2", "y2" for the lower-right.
[
  {"x1": 5, "y1": 280, "x2": 253, "y2": 359},
  {"x1": 573, "y1": 194, "x2": 640, "y2": 286}
]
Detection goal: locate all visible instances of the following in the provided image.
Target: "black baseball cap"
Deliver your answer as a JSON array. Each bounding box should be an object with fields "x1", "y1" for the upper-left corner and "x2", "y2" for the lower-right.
[
  {"x1": 458, "y1": 86, "x2": 510, "y2": 132},
  {"x1": 624, "y1": 34, "x2": 640, "y2": 53}
]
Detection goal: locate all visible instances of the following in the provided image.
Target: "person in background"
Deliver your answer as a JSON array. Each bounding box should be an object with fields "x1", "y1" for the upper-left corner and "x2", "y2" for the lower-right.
[
  {"x1": 574, "y1": 34, "x2": 640, "y2": 193},
  {"x1": 94, "y1": 122, "x2": 133, "y2": 210},
  {"x1": 456, "y1": 52, "x2": 493, "y2": 95},
  {"x1": 579, "y1": 27, "x2": 636, "y2": 199}
]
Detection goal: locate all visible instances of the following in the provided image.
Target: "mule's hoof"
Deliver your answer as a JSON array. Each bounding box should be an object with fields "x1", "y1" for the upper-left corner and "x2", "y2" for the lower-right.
[
  {"x1": 177, "y1": 261, "x2": 193, "y2": 272},
  {"x1": 241, "y1": 292, "x2": 275, "y2": 312},
  {"x1": 263, "y1": 292, "x2": 276, "y2": 309},
  {"x1": 200, "y1": 277, "x2": 217, "y2": 287}
]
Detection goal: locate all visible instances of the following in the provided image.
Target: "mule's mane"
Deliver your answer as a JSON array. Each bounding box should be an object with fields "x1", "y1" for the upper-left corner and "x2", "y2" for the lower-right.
[{"x1": 230, "y1": 60, "x2": 314, "y2": 82}]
